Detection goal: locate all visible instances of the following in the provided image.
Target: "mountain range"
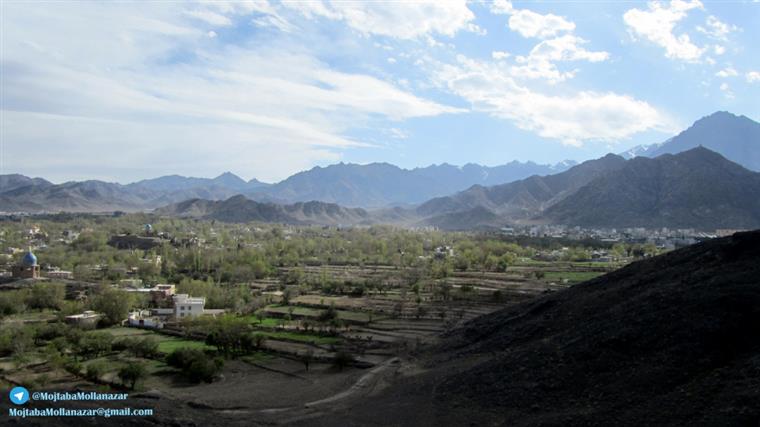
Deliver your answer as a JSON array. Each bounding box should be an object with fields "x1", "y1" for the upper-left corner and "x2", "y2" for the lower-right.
[
  {"x1": 416, "y1": 153, "x2": 628, "y2": 228},
  {"x1": 422, "y1": 146, "x2": 760, "y2": 230},
  {"x1": 3, "y1": 111, "x2": 760, "y2": 231},
  {"x1": 249, "y1": 160, "x2": 577, "y2": 208},
  {"x1": 544, "y1": 147, "x2": 760, "y2": 229},
  {"x1": 156, "y1": 146, "x2": 760, "y2": 230},
  {"x1": 155, "y1": 195, "x2": 372, "y2": 226},
  {"x1": 0, "y1": 160, "x2": 575, "y2": 213},
  {"x1": 621, "y1": 111, "x2": 760, "y2": 171}
]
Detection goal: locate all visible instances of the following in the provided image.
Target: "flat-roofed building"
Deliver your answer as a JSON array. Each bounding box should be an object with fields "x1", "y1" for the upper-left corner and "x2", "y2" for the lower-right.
[{"x1": 173, "y1": 294, "x2": 205, "y2": 319}]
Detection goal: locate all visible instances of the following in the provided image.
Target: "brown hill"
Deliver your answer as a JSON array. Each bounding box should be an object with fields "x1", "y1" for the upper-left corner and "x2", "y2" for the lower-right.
[{"x1": 309, "y1": 230, "x2": 760, "y2": 426}]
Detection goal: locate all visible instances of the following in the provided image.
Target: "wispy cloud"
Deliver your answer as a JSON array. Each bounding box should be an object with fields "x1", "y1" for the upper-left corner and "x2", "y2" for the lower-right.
[
  {"x1": 1, "y1": 1, "x2": 459, "y2": 181},
  {"x1": 433, "y1": 55, "x2": 673, "y2": 147},
  {"x1": 283, "y1": 0, "x2": 478, "y2": 40}
]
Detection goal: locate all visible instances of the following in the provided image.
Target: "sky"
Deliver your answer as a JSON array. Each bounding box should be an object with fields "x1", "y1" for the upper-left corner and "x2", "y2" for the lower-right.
[{"x1": 1, "y1": 0, "x2": 759, "y2": 184}]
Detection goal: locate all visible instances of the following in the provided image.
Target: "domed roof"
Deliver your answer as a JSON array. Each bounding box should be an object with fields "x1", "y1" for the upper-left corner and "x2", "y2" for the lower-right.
[
  {"x1": 21, "y1": 250, "x2": 37, "y2": 267},
  {"x1": 144, "y1": 224, "x2": 153, "y2": 232}
]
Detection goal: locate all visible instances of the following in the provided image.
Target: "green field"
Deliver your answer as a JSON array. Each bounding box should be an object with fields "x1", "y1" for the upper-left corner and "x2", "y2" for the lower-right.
[
  {"x1": 543, "y1": 271, "x2": 605, "y2": 283},
  {"x1": 104, "y1": 327, "x2": 214, "y2": 353},
  {"x1": 265, "y1": 305, "x2": 373, "y2": 322},
  {"x1": 259, "y1": 330, "x2": 340, "y2": 345},
  {"x1": 156, "y1": 339, "x2": 214, "y2": 354},
  {"x1": 246, "y1": 316, "x2": 291, "y2": 327}
]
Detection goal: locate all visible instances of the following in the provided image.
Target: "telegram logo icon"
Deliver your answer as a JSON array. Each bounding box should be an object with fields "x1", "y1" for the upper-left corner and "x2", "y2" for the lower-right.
[{"x1": 9, "y1": 386, "x2": 30, "y2": 405}]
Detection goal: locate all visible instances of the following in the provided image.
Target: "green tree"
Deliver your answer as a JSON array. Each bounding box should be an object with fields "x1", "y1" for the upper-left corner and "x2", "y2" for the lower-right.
[
  {"x1": 26, "y1": 283, "x2": 65, "y2": 310},
  {"x1": 78, "y1": 332, "x2": 113, "y2": 359},
  {"x1": 118, "y1": 362, "x2": 146, "y2": 390},
  {"x1": 90, "y1": 288, "x2": 133, "y2": 326},
  {"x1": 166, "y1": 348, "x2": 223, "y2": 383},
  {"x1": 205, "y1": 315, "x2": 252, "y2": 357}
]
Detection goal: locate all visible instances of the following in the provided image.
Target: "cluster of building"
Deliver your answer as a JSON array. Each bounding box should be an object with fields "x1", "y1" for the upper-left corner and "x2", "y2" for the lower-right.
[
  {"x1": 1, "y1": 248, "x2": 74, "y2": 280},
  {"x1": 499, "y1": 225, "x2": 734, "y2": 249},
  {"x1": 126, "y1": 283, "x2": 223, "y2": 329}
]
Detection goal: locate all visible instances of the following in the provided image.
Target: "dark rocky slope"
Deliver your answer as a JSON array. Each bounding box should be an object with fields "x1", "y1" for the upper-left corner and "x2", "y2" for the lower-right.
[{"x1": 314, "y1": 230, "x2": 760, "y2": 426}]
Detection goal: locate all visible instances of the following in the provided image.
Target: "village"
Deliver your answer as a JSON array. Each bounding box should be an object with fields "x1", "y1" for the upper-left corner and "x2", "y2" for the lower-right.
[{"x1": 0, "y1": 213, "x2": 683, "y2": 415}]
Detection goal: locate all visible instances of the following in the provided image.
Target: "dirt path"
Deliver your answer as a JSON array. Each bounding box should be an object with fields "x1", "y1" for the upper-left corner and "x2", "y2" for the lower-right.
[
  {"x1": 262, "y1": 356, "x2": 403, "y2": 425},
  {"x1": 303, "y1": 356, "x2": 401, "y2": 408}
]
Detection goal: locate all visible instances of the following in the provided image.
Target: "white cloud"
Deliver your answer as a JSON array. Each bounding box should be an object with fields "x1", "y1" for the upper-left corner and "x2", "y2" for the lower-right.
[
  {"x1": 194, "y1": 0, "x2": 295, "y2": 33},
  {"x1": 492, "y1": 51, "x2": 511, "y2": 60},
  {"x1": 467, "y1": 23, "x2": 487, "y2": 36},
  {"x1": 184, "y1": 9, "x2": 233, "y2": 26},
  {"x1": 388, "y1": 128, "x2": 410, "y2": 139},
  {"x1": 490, "y1": 0, "x2": 514, "y2": 15},
  {"x1": 489, "y1": 0, "x2": 575, "y2": 39},
  {"x1": 512, "y1": 35, "x2": 609, "y2": 83},
  {"x1": 1, "y1": 2, "x2": 460, "y2": 182},
  {"x1": 713, "y1": 44, "x2": 725, "y2": 55},
  {"x1": 252, "y1": 14, "x2": 295, "y2": 32},
  {"x1": 387, "y1": 57, "x2": 397, "y2": 64},
  {"x1": 283, "y1": 0, "x2": 477, "y2": 40},
  {"x1": 623, "y1": 0, "x2": 705, "y2": 62},
  {"x1": 508, "y1": 9, "x2": 575, "y2": 39},
  {"x1": 719, "y1": 82, "x2": 734, "y2": 99},
  {"x1": 433, "y1": 55, "x2": 672, "y2": 146},
  {"x1": 488, "y1": 4, "x2": 607, "y2": 83},
  {"x1": 747, "y1": 71, "x2": 760, "y2": 83},
  {"x1": 697, "y1": 15, "x2": 739, "y2": 41},
  {"x1": 715, "y1": 67, "x2": 738, "y2": 78}
]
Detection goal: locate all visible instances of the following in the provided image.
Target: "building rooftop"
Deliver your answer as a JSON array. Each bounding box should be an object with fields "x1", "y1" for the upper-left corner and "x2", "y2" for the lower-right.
[{"x1": 21, "y1": 250, "x2": 37, "y2": 267}]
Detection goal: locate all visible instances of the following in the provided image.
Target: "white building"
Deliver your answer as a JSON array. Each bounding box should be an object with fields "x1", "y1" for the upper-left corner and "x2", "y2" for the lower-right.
[
  {"x1": 173, "y1": 294, "x2": 205, "y2": 319},
  {"x1": 46, "y1": 270, "x2": 74, "y2": 280},
  {"x1": 128, "y1": 310, "x2": 165, "y2": 328},
  {"x1": 65, "y1": 310, "x2": 102, "y2": 327}
]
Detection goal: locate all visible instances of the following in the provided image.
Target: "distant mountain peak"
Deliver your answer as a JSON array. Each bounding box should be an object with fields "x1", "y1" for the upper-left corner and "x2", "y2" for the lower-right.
[
  {"x1": 618, "y1": 111, "x2": 760, "y2": 171},
  {"x1": 543, "y1": 147, "x2": 760, "y2": 229},
  {"x1": 213, "y1": 171, "x2": 245, "y2": 181}
]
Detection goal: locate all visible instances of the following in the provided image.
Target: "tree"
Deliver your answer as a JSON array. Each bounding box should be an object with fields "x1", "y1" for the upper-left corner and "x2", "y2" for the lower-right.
[
  {"x1": 118, "y1": 362, "x2": 146, "y2": 390},
  {"x1": 241, "y1": 332, "x2": 266, "y2": 353},
  {"x1": 318, "y1": 304, "x2": 338, "y2": 323},
  {"x1": 115, "y1": 337, "x2": 159, "y2": 358},
  {"x1": 78, "y1": 332, "x2": 113, "y2": 359},
  {"x1": 205, "y1": 315, "x2": 252, "y2": 357},
  {"x1": 332, "y1": 351, "x2": 354, "y2": 371},
  {"x1": 26, "y1": 283, "x2": 65, "y2": 310},
  {"x1": 496, "y1": 253, "x2": 514, "y2": 272},
  {"x1": 300, "y1": 349, "x2": 315, "y2": 372},
  {"x1": 90, "y1": 288, "x2": 133, "y2": 326},
  {"x1": 85, "y1": 362, "x2": 107, "y2": 382},
  {"x1": 166, "y1": 348, "x2": 223, "y2": 383}
]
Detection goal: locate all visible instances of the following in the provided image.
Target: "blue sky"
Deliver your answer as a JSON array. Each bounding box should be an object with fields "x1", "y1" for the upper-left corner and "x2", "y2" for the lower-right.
[{"x1": 1, "y1": 0, "x2": 759, "y2": 183}]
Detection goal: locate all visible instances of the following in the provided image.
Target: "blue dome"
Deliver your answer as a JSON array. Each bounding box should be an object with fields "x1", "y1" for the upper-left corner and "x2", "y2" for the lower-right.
[
  {"x1": 21, "y1": 251, "x2": 37, "y2": 267},
  {"x1": 144, "y1": 224, "x2": 153, "y2": 232}
]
